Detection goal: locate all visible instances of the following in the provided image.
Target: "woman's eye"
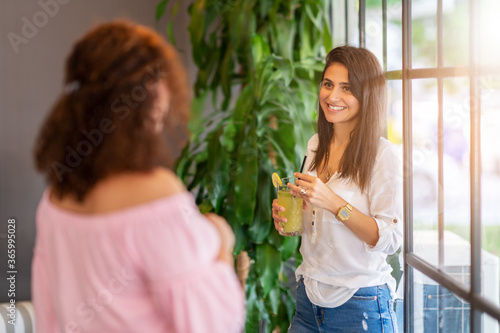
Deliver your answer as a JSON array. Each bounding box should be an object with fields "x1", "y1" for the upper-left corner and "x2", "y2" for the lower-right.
[
  {"x1": 324, "y1": 82, "x2": 333, "y2": 88},
  {"x1": 343, "y1": 86, "x2": 351, "y2": 92}
]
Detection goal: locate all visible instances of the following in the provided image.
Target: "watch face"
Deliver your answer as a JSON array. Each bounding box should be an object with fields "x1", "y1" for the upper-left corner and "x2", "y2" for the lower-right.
[{"x1": 340, "y1": 209, "x2": 349, "y2": 219}]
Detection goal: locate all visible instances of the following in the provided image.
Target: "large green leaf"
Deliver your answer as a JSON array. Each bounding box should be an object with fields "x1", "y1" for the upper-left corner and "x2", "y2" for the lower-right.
[
  {"x1": 171, "y1": 0, "x2": 180, "y2": 16},
  {"x1": 199, "y1": 36, "x2": 223, "y2": 95},
  {"x1": 256, "y1": 243, "x2": 282, "y2": 296},
  {"x1": 187, "y1": 91, "x2": 208, "y2": 138},
  {"x1": 219, "y1": 43, "x2": 234, "y2": 110},
  {"x1": 245, "y1": 282, "x2": 262, "y2": 332},
  {"x1": 166, "y1": 21, "x2": 176, "y2": 45},
  {"x1": 270, "y1": 110, "x2": 296, "y2": 173},
  {"x1": 248, "y1": 160, "x2": 273, "y2": 243},
  {"x1": 259, "y1": 0, "x2": 273, "y2": 18},
  {"x1": 322, "y1": 21, "x2": 333, "y2": 53},
  {"x1": 269, "y1": 286, "x2": 296, "y2": 332},
  {"x1": 189, "y1": 159, "x2": 208, "y2": 192},
  {"x1": 155, "y1": 0, "x2": 169, "y2": 21},
  {"x1": 224, "y1": 197, "x2": 247, "y2": 254},
  {"x1": 234, "y1": 126, "x2": 259, "y2": 226},
  {"x1": 220, "y1": 120, "x2": 237, "y2": 152},
  {"x1": 305, "y1": 2, "x2": 323, "y2": 31},
  {"x1": 279, "y1": 235, "x2": 300, "y2": 261},
  {"x1": 232, "y1": 84, "x2": 254, "y2": 124},
  {"x1": 254, "y1": 57, "x2": 275, "y2": 101},
  {"x1": 230, "y1": 4, "x2": 254, "y2": 53},
  {"x1": 272, "y1": 15, "x2": 296, "y2": 60},
  {"x1": 387, "y1": 249, "x2": 403, "y2": 290},
  {"x1": 205, "y1": 129, "x2": 230, "y2": 211},
  {"x1": 284, "y1": 288, "x2": 296, "y2": 321},
  {"x1": 267, "y1": 287, "x2": 281, "y2": 315},
  {"x1": 267, "y1": 225, "x2": 285, "y2": 250},
  {"x1": 187, "y1": 2, "x2": 207, "y2": 66},
  {"x1": 298, "y1": 14, "x2": 311, "y2": 60},
  {"x1": 251, "y1": 34, "x2": 271, "y2": 67},
  {"x1": 273, "y1": 56, "x2": 294, "y2": 86}
]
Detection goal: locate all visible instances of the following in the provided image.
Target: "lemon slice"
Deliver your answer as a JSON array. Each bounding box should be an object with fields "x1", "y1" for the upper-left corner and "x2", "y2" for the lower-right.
[{"x1": 272, "y1": 172, "x2": 283, "y2": 188}]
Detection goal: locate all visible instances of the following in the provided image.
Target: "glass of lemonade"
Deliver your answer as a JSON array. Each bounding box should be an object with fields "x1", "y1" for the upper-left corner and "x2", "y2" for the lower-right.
[{"x1": 277, "y1": 177, "x2": 303, "y2": 236}]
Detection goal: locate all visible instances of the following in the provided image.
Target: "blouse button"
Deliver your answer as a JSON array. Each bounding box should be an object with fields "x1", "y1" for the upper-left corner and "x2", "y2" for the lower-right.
[{"x1": 393, "y1": 218, "x2": 398, "y2": 223}]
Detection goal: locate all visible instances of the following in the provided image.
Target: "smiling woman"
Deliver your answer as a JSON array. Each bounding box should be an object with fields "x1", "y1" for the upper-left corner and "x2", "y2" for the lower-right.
[
  {"x1": 312, "y1": 46, "x2": 387, "y2": 192},
  {"x1": 271, "y1": 45, "x2": 402, "y2": 333}
]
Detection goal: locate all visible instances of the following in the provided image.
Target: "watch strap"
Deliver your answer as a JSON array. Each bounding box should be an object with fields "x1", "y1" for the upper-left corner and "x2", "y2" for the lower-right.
[{"x1": 336, "y1": 203, "x2": 352, "y2": 221}]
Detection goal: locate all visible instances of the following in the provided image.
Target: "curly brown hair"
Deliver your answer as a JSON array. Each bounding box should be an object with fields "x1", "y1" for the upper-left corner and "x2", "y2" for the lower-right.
[{"x1": 34, "y1": 20, "x2": 190, "y2": 202}]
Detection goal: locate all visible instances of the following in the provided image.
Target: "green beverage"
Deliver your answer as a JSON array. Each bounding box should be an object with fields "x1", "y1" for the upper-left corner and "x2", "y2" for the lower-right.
[{"x1": 277, "y1": 178, "x2": 303, "y2": 236}]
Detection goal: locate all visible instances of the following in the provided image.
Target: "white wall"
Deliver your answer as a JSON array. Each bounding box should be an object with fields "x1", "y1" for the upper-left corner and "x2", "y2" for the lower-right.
[{"x1": 0, "y1": 0, "x2": 194, "y2": 302}]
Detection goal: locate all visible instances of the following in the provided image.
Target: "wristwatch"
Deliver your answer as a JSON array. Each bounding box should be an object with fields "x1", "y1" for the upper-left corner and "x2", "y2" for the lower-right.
[{"x1": 336, "y1": 203, "x2": 352, "y2": 221}]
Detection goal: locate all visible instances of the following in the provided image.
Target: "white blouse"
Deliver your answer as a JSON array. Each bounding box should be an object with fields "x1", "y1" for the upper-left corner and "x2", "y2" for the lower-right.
[{"x1": 295, "y1": 134, "x2": 403, "y2": 308}]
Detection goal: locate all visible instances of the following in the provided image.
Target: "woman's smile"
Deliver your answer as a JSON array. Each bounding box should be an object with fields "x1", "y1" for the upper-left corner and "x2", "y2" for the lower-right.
[{"x1": 326, "y1": 104, "x2": 348, "y2": 112}]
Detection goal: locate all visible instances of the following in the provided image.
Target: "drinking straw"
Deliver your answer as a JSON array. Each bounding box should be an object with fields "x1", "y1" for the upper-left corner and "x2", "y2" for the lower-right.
[{"x1": 299, "y1": 156, "x2": 307, "y2": 173}]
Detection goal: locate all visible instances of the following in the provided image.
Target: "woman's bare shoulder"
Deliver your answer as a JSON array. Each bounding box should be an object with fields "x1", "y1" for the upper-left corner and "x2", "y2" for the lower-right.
[{"x1": 50, "y1": 167, "x2": 187, "y2": 214}]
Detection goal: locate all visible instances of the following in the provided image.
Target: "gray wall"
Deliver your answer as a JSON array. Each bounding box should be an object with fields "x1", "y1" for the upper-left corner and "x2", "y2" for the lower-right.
[{"x1": 0, "y1": 0, "x2": 194, "y2": 302}]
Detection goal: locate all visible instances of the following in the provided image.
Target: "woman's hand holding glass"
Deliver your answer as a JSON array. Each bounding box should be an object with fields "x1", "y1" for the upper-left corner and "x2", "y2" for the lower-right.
[
  {"x1": 272, "y1": 177, "x2": 307, "y2": 234},
  {"x1": 272, "y1": 198, "x2": 286, "y2": 232},
  {"x1": 288, "y1": 172, "x2": 344, "y2": 214}
]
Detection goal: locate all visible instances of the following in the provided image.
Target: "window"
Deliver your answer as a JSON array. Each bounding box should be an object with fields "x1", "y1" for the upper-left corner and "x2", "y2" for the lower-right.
[{"x1": 330, "y1": 0, "x2": 500, "y2": 331}]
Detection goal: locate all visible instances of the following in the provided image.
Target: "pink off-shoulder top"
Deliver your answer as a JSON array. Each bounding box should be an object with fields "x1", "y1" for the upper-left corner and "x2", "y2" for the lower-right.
[{"x1": 32, "y1": 190, "x2": 245, "y2": 333}]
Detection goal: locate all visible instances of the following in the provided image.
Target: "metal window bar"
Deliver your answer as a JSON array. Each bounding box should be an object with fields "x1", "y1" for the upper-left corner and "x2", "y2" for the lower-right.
[
  {"x1": 359, "y1": 0, "x2": 365, "y2": 48},
  {"x1": 328, "y1": 1, "x2": 333, "y2": 49},
  {"x1": 380, "y1": 0, "x2": 388, "y2": 139},
  {"x1": 345, "y1": 0, "x2": 348, "y2": 44},
  {"x1": 437, "y1": 0, "x2": 444, "y2": 274},
  {"x1": 402, "y1": 1, "x2": 414, "y2": 331},
  {"x1": 437, "y1": 1, "x2": 446, "y2": 328},
  {"x1": 407, "y1": 253, "x2": 500, "y2": 322},
  {"x1": 469, "y1": 0, "x2": 482, "y2": 330},
  {"x1": 382, "y1": 0, "x2": 387, "y2": 72}
]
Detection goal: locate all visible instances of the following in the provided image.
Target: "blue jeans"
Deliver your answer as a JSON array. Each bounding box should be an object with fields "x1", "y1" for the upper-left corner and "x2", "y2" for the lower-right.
[{"x1": 289, "y1": 278, "x2": 398, "y2": 333}]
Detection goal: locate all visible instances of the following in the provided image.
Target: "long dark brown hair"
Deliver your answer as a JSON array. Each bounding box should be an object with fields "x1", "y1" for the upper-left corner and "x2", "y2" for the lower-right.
[
  {"x1": 34, "y1": 21, "x2": 190, "y2": 201},
  {"x1": 309, "y1": 45, "x2": 386, "y2": 192}
]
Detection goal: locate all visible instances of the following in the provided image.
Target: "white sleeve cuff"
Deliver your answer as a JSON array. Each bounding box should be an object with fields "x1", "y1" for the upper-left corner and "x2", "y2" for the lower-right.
[{"x1": 364, "y1": 216, "x2": 401, "y2": 254}]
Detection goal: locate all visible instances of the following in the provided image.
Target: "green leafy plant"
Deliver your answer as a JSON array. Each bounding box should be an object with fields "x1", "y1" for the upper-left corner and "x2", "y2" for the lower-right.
[{"x1": 157, "y1": 0, "x2": 332, "y2": 331}]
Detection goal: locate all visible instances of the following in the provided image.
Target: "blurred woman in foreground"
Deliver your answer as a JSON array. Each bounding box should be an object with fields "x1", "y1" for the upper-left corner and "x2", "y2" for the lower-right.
[{"x1": 32, "y1": 20, "x2": 244, "y2": 333}]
